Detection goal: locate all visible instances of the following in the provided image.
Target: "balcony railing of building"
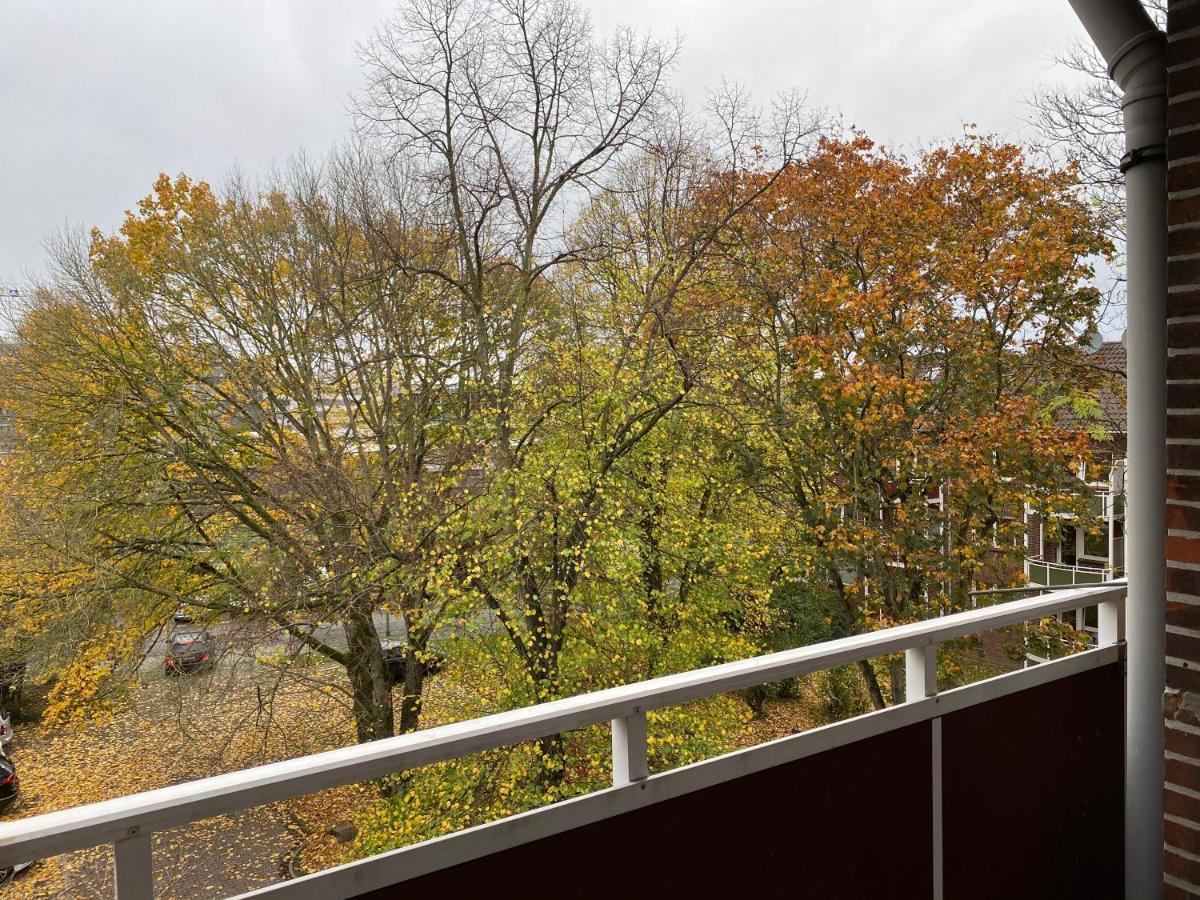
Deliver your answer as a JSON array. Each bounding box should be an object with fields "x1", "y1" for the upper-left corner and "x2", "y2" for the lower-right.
[
  {"x1": 1024, "y1": 554, "x2": 1119, "y2": 586},
  {"x1": 0, "y1": 583, "x2": 1127, "y2": 899}
]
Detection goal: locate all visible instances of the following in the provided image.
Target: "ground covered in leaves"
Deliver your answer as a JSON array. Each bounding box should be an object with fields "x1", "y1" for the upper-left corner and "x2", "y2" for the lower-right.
[{"x1": 3, "y1": 658, "x2": 365, "y2": 898}]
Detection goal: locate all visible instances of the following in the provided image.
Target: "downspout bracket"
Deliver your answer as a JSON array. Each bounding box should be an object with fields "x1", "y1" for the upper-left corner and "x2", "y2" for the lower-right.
[{"x1": 1120, "y1": 145, "x2": 1167, "y2": 174}]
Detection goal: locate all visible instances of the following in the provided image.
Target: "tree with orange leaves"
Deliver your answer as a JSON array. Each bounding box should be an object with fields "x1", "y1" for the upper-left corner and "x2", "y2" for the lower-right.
[{"x1": 710, "y1": 133, "x2": 1112, "y2": 707}]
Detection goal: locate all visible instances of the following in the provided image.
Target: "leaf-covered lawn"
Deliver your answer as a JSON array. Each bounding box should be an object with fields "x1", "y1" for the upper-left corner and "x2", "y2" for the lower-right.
[{"x1": 2, "y1": 663, "x2": 366, "y2": 897}]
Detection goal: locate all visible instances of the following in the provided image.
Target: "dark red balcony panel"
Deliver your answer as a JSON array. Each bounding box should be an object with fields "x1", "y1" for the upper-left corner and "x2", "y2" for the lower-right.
[
  {"x1": 356, "y1": 720, "x2": 935, "y2": 899},
  {"x1": 941, "y1": 661, "x2": 1124, "y2": 900},
  {"x1": 353, "y1": 662, "x2": 1123, "y2": 900}
]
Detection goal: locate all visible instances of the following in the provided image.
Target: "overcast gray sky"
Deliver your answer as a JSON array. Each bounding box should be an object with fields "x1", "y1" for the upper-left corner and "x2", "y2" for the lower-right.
[{"x1": 1, "y1": 0, "x2": 1094, "y2": 289}]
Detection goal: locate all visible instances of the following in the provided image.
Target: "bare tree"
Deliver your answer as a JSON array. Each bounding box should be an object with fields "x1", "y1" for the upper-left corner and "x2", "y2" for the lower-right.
[
  {"x1": 1029, "y1": 1, "x2": 1164, "y2": 302},
  {"x1": 355, "y1": 0, "x2": 820, "y2": 780},
  {"x1": 356, "y1": 0, "x2": 684, "y2": 460},
  {"x1": 1026, "y1": 2, "x2": 1164, "y2": 379}
]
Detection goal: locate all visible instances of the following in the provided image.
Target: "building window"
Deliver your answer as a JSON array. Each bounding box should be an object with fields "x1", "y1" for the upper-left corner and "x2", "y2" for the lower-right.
[
  {"x1": 1083, "y1": 524, "x2": 1108, "y2": 560},
  {"x1": 1061, "y1": 524, "x2": 1077, "y2": 566}
]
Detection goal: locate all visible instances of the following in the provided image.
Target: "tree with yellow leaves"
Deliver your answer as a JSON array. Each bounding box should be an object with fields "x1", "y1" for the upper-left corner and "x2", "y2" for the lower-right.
[{"x1": 1, "y1": 160, "x2": 478, "y2": 742}]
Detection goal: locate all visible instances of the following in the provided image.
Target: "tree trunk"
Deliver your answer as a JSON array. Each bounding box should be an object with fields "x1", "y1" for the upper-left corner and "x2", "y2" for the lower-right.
[
  {"x1": 536, "y1": 732, "x2": 566, "y2": 787},
  {"x1": 526, "y1": 594, "x2": 565, "y2": 786},
  {"x1": 529, "y1": 637, "x2": 566, "y2": 785},
  {"x1": 397, "y1": 592, "x2": 430, "y2": 736},
  {"x1": 343, "y1": 604, "x2": 394, "y2": 743},
  {"x1": 828, "y1": 566, "x2": 889, "y2": 712},
  {"x1": 398, "y1": 647, "x2": 425, "y2": 735},
  {"x1": 888, "y1": 655, "x2": 905, "y2": 705},
  {"x1": 858, "y1": 659, "x2": 888, "y2": 711}
]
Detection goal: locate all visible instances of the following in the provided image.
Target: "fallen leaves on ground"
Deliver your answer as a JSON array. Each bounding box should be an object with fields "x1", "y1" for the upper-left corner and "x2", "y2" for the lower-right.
[{"x1": 2, "y1": 661, "x2": 827, "y2": 897}]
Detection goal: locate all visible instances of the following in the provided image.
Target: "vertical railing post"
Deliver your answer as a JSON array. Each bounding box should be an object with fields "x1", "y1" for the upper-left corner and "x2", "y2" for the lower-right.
[
  {"x1": 906, "y1": 642, "x2": 942, "y2": 900},
  {"x1": 905, "y1": 643, "x2": 937, "y2": 701},
  {"x1": 113, "y1": 829, "x2": 153, "y2": 900},
  {"x1": 1099, "y1": 593, "x2": 1126, "y2": 646},
  {"x1": 611, "y1": 709, "x2": 648, "y2": 786}
]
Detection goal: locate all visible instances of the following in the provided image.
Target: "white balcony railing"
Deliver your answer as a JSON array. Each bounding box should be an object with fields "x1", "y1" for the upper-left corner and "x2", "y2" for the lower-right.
[
  {"x1": 0, "y1": 583, "x2": 1126, "y2": 899},
  {"x1": 1024, "y1": 555, "x2": 1118, "y2": 586}
]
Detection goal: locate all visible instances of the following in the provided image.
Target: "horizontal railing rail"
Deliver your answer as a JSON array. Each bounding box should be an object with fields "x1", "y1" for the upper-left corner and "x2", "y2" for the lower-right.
[
  {"x1": 969, "y1": 579, "x2": 1125, "y2": 598},
  {"x1": 1025, "y1": 555, "x2": 1118, "y2": 585},
  {"x1": 0, "y1": 582, "x2": 1126, "y2": 899},
  {"x1": 1025, "y1": 555, "x2": 1115, "y2": 574}
]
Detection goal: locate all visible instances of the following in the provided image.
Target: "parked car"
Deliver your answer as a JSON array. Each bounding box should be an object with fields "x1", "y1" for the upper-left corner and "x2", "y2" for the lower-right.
[
  {"x1": 0, "y1": 708, "x2": 11, "y2": 752},
  {"x1": 172, "y1": 604, "x2": 194, "y2": 625},
  {"x1": 0, "y1": 755, "x2": 17, "y2": 815},
  {"x1": 0, "y1": 861, "x2": 32, "y2": 887},
  {"x1": 165, "y1": 629, "x2": 216, "y2": 675},
  {"x1": 380, "y1": 638, "x2": 445, "y2": 683}
]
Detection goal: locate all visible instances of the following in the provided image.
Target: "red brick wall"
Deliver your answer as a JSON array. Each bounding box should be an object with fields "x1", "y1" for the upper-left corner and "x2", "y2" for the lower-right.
[
  {"x1": 1026, "y1": 511, "x2": 1041, "y2": 557},
  {"x1": 1167, "y1": 3, "x2": 1200, "y2": 896}
]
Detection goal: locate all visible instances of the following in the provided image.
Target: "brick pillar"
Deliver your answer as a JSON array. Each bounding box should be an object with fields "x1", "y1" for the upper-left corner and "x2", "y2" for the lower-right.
[{"x1": 1166, "y1": 3, "x2": 1200, "y2": 896}]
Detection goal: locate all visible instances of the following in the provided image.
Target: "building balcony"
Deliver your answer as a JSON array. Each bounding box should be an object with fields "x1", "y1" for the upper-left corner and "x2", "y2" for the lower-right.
[
  {"x1": 1024, "y1": 554, "x2": 1119, "y2": 587},
  {"x1": 0, "y1": 584, "x2": 1127, "y2": 899}
]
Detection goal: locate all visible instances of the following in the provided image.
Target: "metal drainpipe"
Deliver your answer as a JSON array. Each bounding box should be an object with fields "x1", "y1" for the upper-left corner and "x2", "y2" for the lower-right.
[{"x1": 1068, "y1": 2, "x2": 1168, "y2": 896}]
